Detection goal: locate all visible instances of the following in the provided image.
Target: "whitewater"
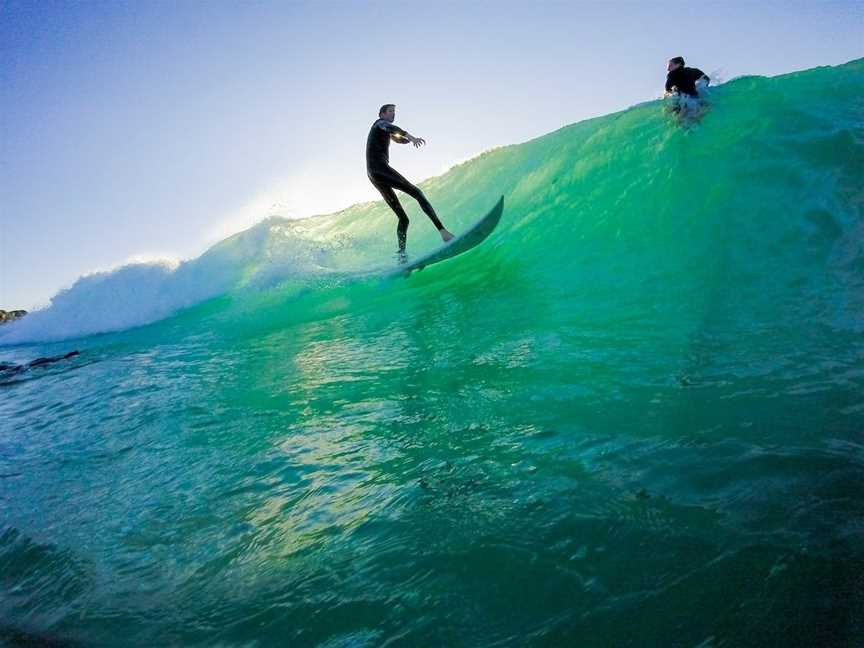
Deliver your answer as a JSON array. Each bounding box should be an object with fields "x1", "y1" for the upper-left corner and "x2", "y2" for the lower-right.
[{"x1": 1, "y1": 60, "x2": 862, "y2": 646}]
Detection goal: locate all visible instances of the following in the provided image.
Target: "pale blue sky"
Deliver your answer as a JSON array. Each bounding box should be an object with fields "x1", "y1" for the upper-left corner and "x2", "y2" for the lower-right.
[{"x1": 2, "y1": 0, "x2": 861, "y2": 309}]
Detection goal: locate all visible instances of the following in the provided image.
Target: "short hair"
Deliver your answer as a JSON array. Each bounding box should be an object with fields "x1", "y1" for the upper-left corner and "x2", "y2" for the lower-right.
[
  {"x1": 379, "y1": 103, "x2": 395, "y2": 117},
  {"x1": 670, "y1": 56, "x2": 685, "y2": 66}
]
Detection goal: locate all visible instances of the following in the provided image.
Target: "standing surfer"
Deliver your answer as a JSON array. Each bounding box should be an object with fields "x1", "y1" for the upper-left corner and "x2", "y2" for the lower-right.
[{"x1": 366, "y1": 104, "x2": 454, "y2": 261}]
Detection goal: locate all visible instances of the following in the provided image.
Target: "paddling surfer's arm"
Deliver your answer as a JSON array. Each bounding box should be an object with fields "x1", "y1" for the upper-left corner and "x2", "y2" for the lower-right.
[{"x1": 378, "y1": 122, "x2": 426, "y2": 148}]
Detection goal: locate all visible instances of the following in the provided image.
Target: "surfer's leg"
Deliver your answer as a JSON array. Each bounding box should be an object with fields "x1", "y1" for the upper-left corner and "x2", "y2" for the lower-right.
[
  {"x1": 379, "y1": 168, "x2": 444, "y2": 231},
  {"x1": 371, "y1": 178, "x2": 410, "y2": 253}
]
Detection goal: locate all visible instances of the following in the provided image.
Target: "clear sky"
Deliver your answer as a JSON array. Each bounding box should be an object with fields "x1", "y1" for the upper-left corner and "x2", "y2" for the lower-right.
[{"x1": 2, "y1": 0, "x2": 861, "y2": 310}]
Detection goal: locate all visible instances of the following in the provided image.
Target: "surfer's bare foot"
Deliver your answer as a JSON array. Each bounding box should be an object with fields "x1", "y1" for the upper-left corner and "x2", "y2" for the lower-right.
[{"x1": 440, "y1": 229, "x2": 454, "y2": 242}]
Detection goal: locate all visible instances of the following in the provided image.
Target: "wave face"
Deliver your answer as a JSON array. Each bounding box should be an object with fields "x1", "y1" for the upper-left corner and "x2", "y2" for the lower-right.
[{"x1": 1, "y1": 60, "x2": 862, "y2": 646}]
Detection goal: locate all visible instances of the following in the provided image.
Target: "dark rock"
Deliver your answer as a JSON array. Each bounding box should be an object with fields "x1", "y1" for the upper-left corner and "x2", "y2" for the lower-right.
[
  {"x1": 0, "y1": 351, "x2": 81, "y2": 374},
  {"x1": 0, "y1": 309, "x2": 27, "y2": 324},
  {"x1": 27, "y1": 351, "x2": 80, "y2": 369}
]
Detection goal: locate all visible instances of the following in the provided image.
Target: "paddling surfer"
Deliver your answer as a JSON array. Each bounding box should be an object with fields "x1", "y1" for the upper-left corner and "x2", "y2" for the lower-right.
[{"x1": 664, "y1": 57, "x2": 710, "y2": 117}]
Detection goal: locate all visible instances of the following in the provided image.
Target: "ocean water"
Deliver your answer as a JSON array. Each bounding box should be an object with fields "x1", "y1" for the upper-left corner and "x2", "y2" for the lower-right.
[{"x1": 1, "y1": 60, "x2": 862, "y2": 647}]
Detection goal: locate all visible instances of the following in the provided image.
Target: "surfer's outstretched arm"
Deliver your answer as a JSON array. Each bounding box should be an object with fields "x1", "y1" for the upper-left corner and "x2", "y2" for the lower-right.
[
  {"x1": 390, "y1": 133, "x2": 426, "y2": 148},
  {"x1": 378, "y1": 122, "x2": 425, "y2": 148},
  {"x1": 392, "y1": 131, "x2": 426, "y2": 148}
]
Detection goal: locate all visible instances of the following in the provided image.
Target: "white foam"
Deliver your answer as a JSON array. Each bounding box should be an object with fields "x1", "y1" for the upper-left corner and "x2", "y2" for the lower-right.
[{"x1": 0, "y1": 218, "x2": 342, "y2": 345}]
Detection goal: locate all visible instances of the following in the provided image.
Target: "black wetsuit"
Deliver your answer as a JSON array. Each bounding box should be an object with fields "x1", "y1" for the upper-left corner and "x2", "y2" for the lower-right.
[
  {"x1": 366, "y1": 119, "x2": 443, "y2": 253},
  {"x1": 665, "y1": 67, "x2": 709, "y2": 97}
]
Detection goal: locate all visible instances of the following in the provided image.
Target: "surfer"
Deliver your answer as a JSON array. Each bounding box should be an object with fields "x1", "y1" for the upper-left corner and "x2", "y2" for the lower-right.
[
  {"x1": 366, "y1": 104, "x2": 454, "y2": 260},
  {"x1": 665, "y1": 57, "x2": 710, "y2": 117},
  {"x1": 665, "y1": 57, "x2": 709, "y2": 98}
]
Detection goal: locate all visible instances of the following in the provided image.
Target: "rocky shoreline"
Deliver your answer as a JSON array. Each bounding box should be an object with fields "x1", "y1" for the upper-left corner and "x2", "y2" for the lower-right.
[{"x1": 0, "y1": 309, "x2": 27, "y2": 324}]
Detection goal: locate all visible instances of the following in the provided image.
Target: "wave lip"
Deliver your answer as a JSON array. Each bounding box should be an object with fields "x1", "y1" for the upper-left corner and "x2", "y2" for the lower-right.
[{"x1": 0, "y1": 217, "x2": 341, "y2": 345}]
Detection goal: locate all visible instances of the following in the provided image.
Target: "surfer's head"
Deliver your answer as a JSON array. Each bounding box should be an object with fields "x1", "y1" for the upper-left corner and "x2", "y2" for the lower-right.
[
  {"x1": 668, "y1": 57, "x2": 685, "y2": 72},
  {"x1": 379, "y1": 104, "x2": 396, "y2": 122}
]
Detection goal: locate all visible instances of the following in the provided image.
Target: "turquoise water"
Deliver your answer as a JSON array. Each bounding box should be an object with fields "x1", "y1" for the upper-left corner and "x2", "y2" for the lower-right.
[{"x1": 1, "y1": 60, "x2": 863, "y2": 646}]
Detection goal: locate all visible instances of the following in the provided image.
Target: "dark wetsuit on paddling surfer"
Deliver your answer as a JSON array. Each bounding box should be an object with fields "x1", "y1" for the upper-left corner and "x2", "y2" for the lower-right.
[
  {"x1": 366, "y1": 104, "x2": 453, "y2": 258},
  {"x1": 664, "y1": 56, "x2": 710, "y2": 117},
  {"x1": 665, "y1": 57, "x2": 709, "y2": 98}
]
